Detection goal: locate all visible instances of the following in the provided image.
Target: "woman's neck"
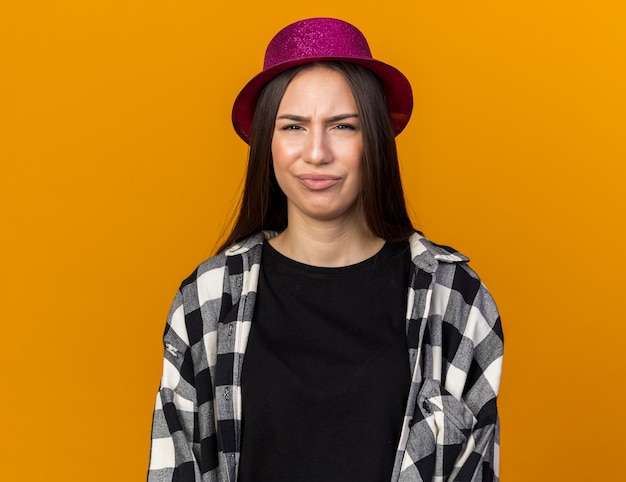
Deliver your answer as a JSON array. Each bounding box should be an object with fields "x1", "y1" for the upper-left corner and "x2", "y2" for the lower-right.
[{"x1": 269, "y1": 212, "x2": 384, "y2": 267}]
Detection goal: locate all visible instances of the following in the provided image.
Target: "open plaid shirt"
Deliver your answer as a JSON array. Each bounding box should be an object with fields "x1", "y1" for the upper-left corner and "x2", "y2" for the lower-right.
[{"x1": 148, "y1": 232, "x2": 503, "y2": 481}]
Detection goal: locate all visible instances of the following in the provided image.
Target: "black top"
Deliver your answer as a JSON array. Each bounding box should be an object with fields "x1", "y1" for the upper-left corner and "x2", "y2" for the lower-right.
[{"x1": 238, "y1": 240, "x2": 412, "y2": 482}]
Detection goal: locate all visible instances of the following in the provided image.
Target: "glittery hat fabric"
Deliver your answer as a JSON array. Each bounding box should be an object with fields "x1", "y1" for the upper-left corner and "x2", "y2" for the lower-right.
[{"x1": 231, "y1": 18, "x2": 413, "y2": 144}]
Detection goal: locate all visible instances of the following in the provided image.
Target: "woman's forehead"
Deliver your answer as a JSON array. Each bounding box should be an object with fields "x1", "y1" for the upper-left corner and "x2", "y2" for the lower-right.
[{"x1": 278, "y1": 67, "x2": 356, "y2": 113}]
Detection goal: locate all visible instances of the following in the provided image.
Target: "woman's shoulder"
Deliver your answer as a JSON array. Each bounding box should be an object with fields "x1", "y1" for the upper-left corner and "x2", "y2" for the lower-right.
[
  {"x1": 409, "y1": 233, "x2": 497, "y2": 310},
  {"x1": 408, "y1": 233, "x2": 470, "y2": 270},
  {"x1": 178, "y1": 231, "x2": 271, "y2": 292}
]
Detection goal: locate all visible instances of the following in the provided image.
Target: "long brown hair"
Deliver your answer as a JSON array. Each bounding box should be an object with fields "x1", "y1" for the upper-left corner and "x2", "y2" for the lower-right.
[{"x1": 217, "y1": 62, "x2": 416, "y2": 253}]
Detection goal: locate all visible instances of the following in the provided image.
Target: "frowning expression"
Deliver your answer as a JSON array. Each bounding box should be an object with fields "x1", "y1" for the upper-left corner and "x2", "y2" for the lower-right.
[{"x1": 271, "y1": 66, "x2": 364, "y2": 226}]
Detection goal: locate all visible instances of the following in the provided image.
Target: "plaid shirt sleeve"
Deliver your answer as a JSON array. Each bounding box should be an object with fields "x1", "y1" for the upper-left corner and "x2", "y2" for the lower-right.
[
  {"x1": 148, "y1": 234, "x2": 265, "y2": 482},
  {"x1": 148, "y1": 288, "x2": 201, "y2": 481},
  {"x1": 397, "y1": 237, "x2": 504, "y2": 481},
  {"x1": 148, "y1": 256, "x2": 233, "y2": 482}
]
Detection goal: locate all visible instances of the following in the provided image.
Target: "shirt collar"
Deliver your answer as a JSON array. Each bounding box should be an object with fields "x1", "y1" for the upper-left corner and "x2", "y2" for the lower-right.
[
  {"x1": 224, "y1": 231, "x2": 277, "y2": 256},
  {"x1": 408, "y1": 233, "x2": 469, "y2": 273}
]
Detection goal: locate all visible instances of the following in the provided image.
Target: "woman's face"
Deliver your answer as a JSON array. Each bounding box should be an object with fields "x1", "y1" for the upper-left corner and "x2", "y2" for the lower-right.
[{"x1": 271, "y1": 66, "x2": 364, "y2": 227}]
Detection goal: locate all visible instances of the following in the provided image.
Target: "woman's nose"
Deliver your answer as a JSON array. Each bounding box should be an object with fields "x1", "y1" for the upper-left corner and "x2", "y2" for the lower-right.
[{"x1": 303, "y1": 129, "x2": 332, "y2": 165}]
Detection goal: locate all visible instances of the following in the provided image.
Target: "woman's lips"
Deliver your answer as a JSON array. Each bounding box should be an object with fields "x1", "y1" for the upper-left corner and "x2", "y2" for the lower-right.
[{"x1": 297, "y1": 174, "x2": 341, "y2": 190}]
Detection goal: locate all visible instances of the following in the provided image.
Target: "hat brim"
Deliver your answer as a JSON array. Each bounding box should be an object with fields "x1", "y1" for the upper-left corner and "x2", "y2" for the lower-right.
[{"x1": 232, "y1": 56, "x2": 413, "y2": 144}]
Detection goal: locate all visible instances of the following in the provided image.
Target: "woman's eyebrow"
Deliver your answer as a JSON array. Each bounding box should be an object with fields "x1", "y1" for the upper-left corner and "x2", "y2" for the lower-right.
[{"x1": 275, "y1": 113, "x2": 359, "y2": 122}]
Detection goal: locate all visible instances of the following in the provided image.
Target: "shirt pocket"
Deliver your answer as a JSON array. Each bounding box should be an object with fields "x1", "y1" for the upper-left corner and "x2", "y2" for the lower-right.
[{"x1": 400, "y1": 378, "x2": 477, "y2": 481}]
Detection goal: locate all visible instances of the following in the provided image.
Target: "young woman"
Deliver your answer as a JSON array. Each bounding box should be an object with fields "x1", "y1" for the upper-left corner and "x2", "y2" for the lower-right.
[{"x1": 148, "y1": 18, "x2": 503, "y2": 482}]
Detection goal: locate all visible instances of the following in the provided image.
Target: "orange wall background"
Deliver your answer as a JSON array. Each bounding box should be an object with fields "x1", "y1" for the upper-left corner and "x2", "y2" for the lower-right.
[{"x1": 2, "y1": 1, "x2": 625, "y2": 480}]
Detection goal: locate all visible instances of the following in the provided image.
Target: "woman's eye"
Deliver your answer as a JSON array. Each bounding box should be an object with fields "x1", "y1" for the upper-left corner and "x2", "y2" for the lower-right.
[
  {"x1": 335, "y1": 124, "x2": 356, "y2": 130},
  {"x1": 281, "y1": 124, "x2": 302, "y2": 131}
]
